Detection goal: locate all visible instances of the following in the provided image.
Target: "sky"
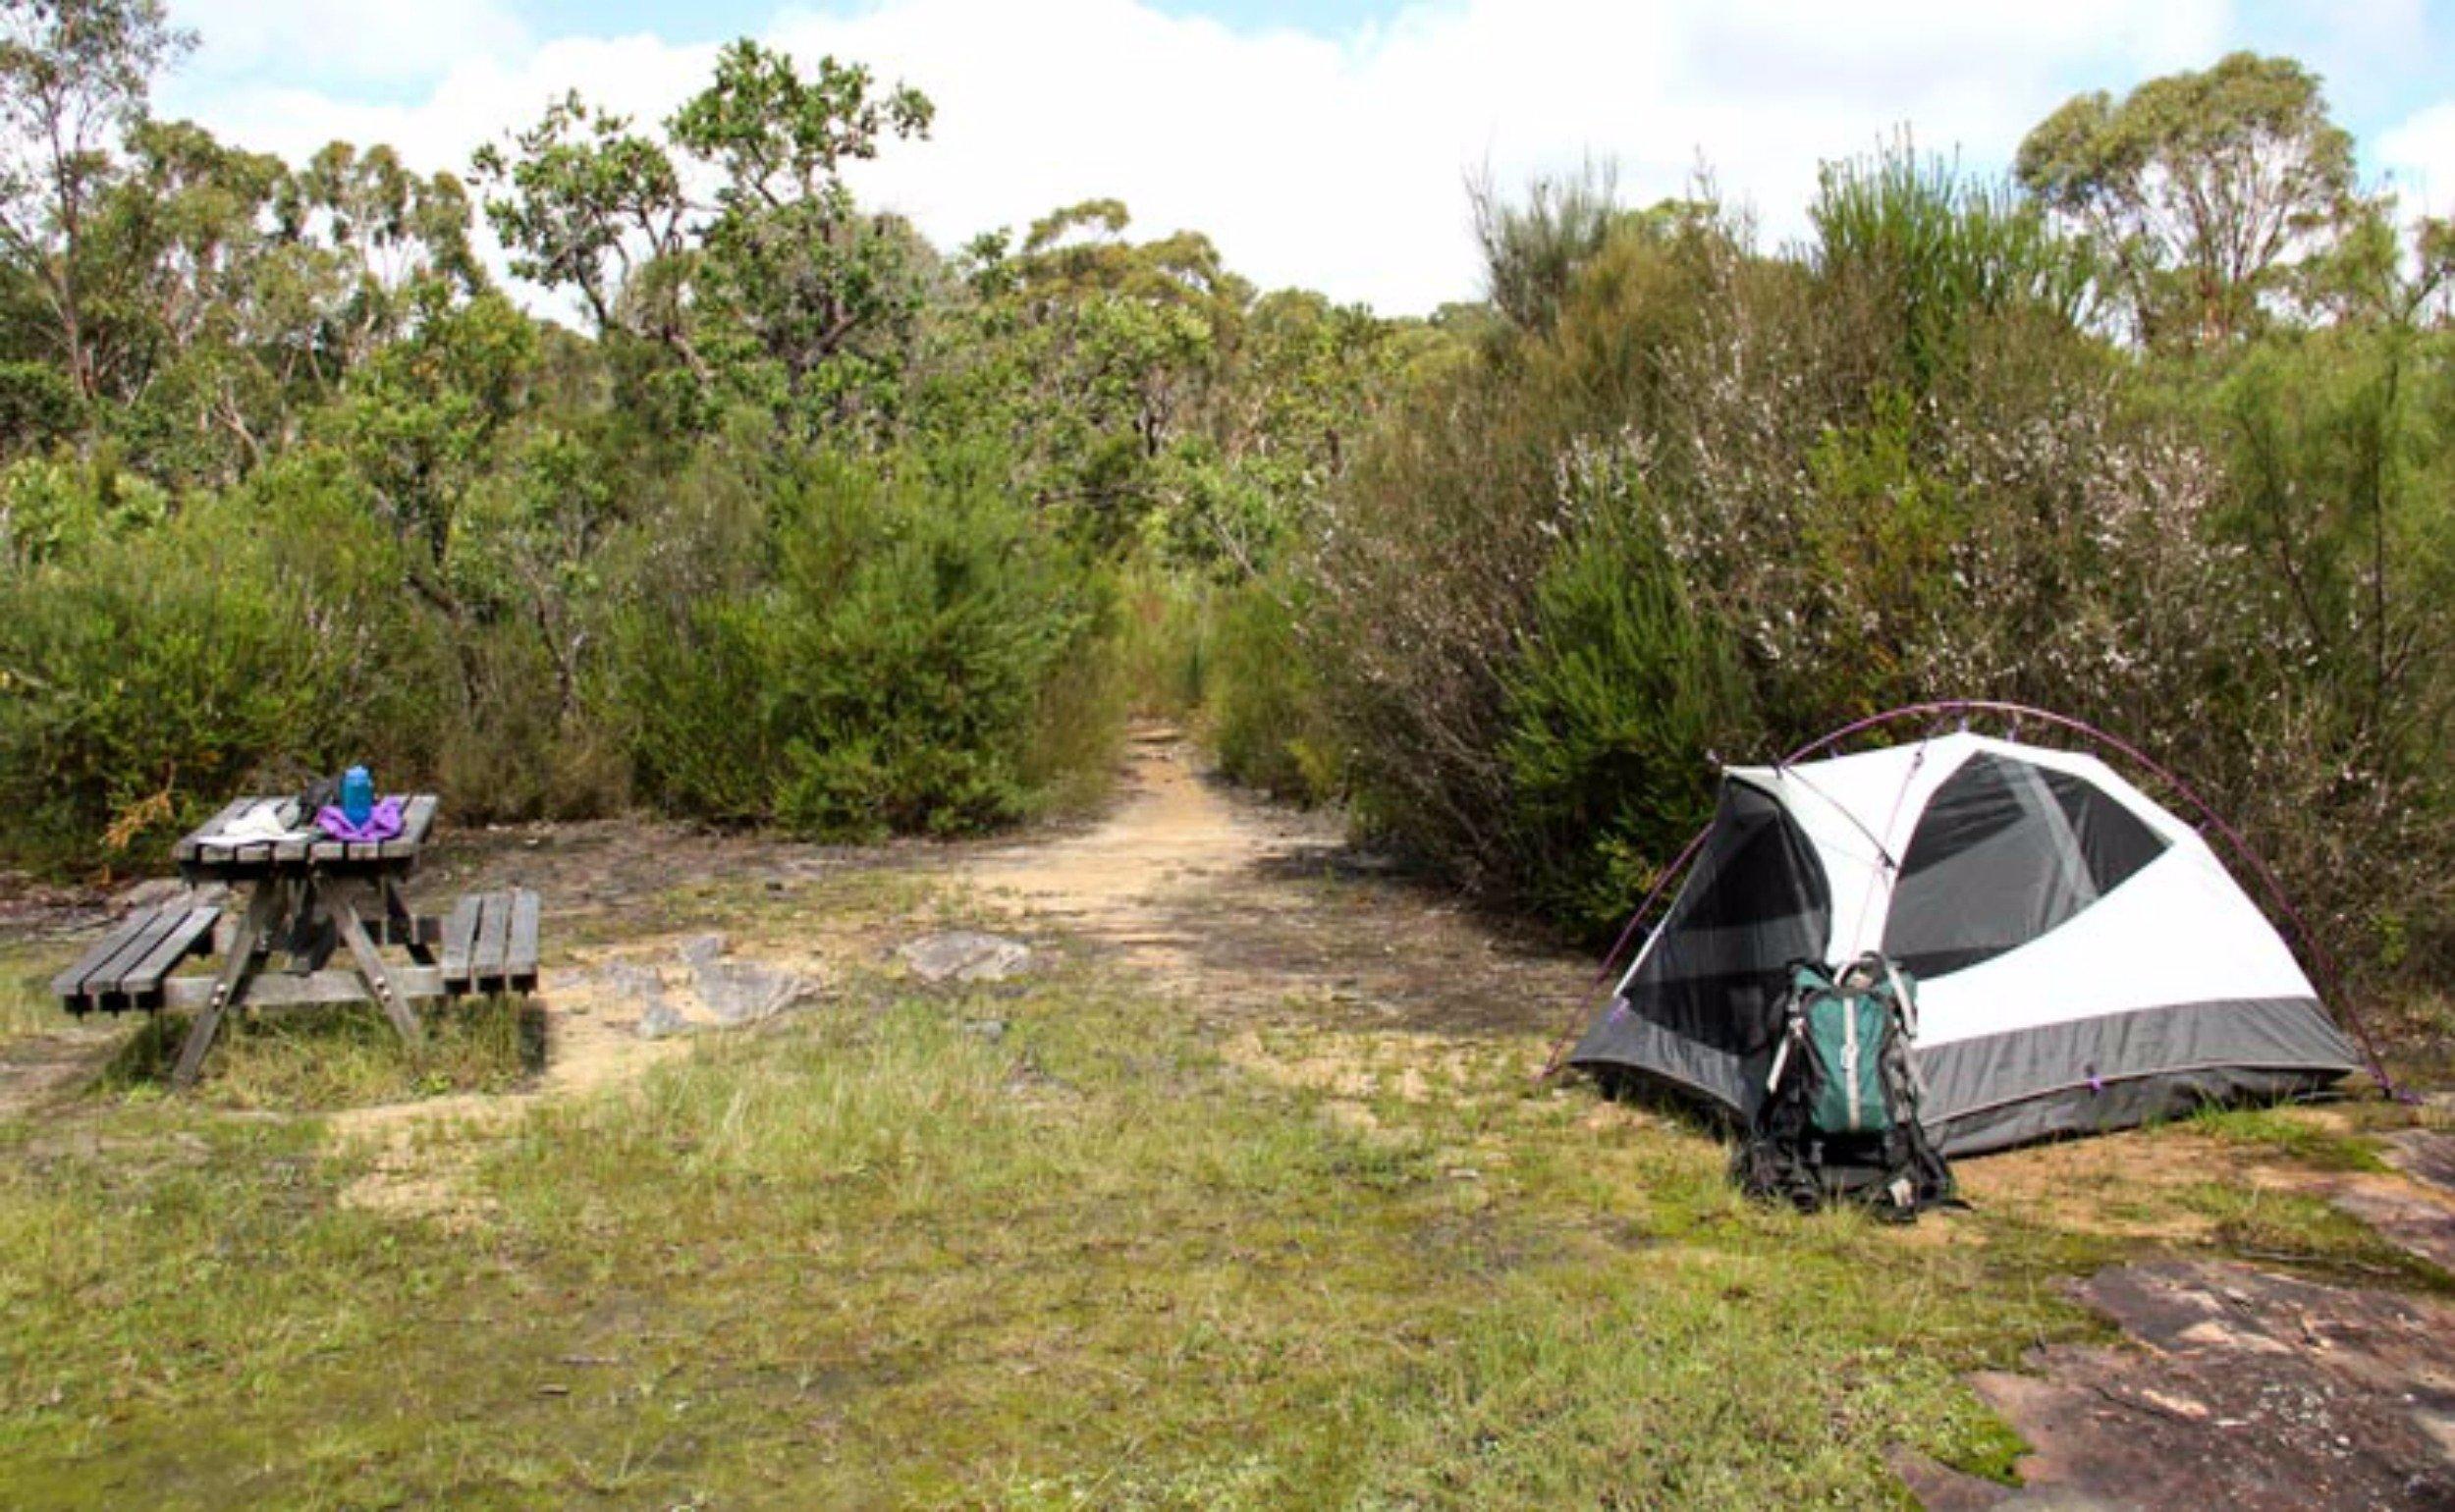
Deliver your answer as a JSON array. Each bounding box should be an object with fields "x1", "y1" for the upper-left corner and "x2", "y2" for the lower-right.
[{"x1": 156, "y1": 0, "x2": 2455, "y2": 317}]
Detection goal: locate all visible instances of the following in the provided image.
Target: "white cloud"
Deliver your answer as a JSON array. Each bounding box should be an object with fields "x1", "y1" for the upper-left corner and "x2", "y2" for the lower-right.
[
  {"x1": 153, "y1": 0, "x2": 2239, "y2": 315},
  {"x1": 2379, "y1": 100, "x2": 2455, "y2": 218},
  {"x1": 169, "y1": 0, "x2": 530, "y2": 89}
]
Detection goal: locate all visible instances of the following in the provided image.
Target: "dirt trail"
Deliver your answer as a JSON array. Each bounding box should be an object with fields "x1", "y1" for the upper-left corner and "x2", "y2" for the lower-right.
[{"x1": 960, "y1": 726, "x2": 1339, "y2": 983}]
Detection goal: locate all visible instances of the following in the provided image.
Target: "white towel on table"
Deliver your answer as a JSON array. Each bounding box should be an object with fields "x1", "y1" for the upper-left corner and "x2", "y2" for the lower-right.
[{"x1": 212, "y1": 801, "x2": 316, "y2": 844}]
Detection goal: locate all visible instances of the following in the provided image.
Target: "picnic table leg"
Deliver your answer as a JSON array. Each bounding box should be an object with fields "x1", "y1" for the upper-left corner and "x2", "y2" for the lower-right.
[
  {"x1": 285, "y1": 877, "x2": 337, "y2": 974},
  {"x1": 334, "y1": 892, "x2": 424, "y2": 1050},
  {"x1": 381, "y1": 876, "x2": 435, "y2": 966},
  {"x1": 172, "y1": 883, "x2": 283, "y2": 1089}
]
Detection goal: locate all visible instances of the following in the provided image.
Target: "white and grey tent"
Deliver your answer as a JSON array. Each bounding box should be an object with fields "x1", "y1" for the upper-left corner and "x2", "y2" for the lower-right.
[{"x1": 1569, "y1": 731, "x2": 2365, "y2": 1156}]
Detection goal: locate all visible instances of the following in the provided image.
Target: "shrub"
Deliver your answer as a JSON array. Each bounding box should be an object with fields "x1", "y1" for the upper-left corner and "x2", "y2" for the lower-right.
[
  {"x1": 611, "y1": 448, "x2": 1105, "y2": 838},
  {"x1": 1203, "y1": 582, "x2": 1340, "y2": 803},
  {"x1": 1500, "y1": 498, "x2": 1756, "y2": 937},
  {"x1": 2194, "y1": 326, "x2": 2455, "y2": 981},
  {"x1": 1284, "y1": 148, "x2": 2438, "y2": 976},
  {"x1": 0, "y1": 472, "x2": 435, "y2": 867},
  {"x1": 1108, "y1": 564, "x2": 1212, "y2": 721}
]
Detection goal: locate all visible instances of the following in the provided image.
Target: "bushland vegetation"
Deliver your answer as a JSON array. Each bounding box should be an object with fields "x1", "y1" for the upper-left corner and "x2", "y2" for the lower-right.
[
  {"x1": 0, "y1": 2, "x2": 1434, "y2": 866},
  {"x1": 1231, "y1": 63, "x2": 2455, "y2": 1002},
  {"x1": 0, "y1": 10, "x2": 2448, "y2": 1001}
]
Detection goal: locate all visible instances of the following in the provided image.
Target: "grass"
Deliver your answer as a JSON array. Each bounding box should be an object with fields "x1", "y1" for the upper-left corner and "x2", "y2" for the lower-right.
[
  {"x1": 0, "y1": 944, "x2": 62, "y2": 1045},
  {"x1": 2176, "y1": 1180, "x2": 2455, "y2": 1292},
  {"x1": 0, "y1": 955, "x2": 2077, "y2": 1508},
  {"x1": 555, "y1": 865, "x2": 952, "y2": 952},
  {"x1": 91, "y1": 995, "x2": 542, "y2": 1111},
  {"x1": 0, "y1": 939, "x2": 2441, "y2": 1506},
  {"x1": 2173, "y1": 1102, "x2": 2387, "y2": 1172}
]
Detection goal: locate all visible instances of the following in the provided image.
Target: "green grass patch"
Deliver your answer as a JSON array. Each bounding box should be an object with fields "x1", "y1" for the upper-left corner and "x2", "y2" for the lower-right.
[
  {"x1": 2177, "y1": 1181, "x2": 2455, "y2": 1292},
  {"x1": 0, "y1": 958, "x2": 2113, "y2": 1507},
  {"x1": 92, "y1": 995, "x2": 541, "y2": 1111},
  {"x1": 555, "y1": 865, "x2": 950, "y2": 952},
  {"x1": 2175, "y1": 1103, "x2": 2386, "y2": 1172},
  {"x1": 0, "y1": 944, "x2": 63, "y2": 1045}
]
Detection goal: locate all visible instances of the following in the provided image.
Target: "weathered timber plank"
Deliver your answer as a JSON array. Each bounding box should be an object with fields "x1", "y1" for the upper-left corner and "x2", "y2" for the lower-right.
[
  {"x1": 171, "y1": 884, "x2": 282, "y2": 1089},
  {"x1": 175, "y1": 797, "x2": 254, "y2": 863},
  {"x1": 79, "y1": 908, "x2": 191, "y2": 1010},
  {"x1": 195, "y1": 798, "x2": 278, "y2": 867},
  {"x1": 439, "y1": 895, "x2": 480, "y2": 992},
  {"x1": 116, "y1": 905, "x2": 221, "y2": 1005},
  {"x1": 472, "y1": 891, "x2": 511, "y2": 992},
  {"x1": 506, "y1": 890, "x2": 541, "y2": 990},
  {"x1": 381, "y1": 795, "x2": 439, "y2": 860},
  {"x1": 163, "y1": 966, "x2": 445, "y2": 1010},
  {"x1": 50, "y1": 912, "x2": 158, "y2": 1003},
  {"x1": 173, "y1": 802, "x2": 229, "y2": 864},
  {"x1": 334, "y1": 895, "x2": 422, "y2": 1047}
]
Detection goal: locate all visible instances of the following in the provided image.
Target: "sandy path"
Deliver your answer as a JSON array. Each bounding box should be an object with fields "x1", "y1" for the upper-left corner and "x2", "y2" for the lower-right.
[
  {"x1": 958, "y1": 725, "x2": 1339, "y2": 984},
  {"x1": 323, "y1": 728, "x2": 1347, "y2": 1167}
]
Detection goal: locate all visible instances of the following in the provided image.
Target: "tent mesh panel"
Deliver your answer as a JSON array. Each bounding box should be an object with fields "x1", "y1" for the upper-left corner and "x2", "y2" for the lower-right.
[
  {"x1": 1882, "y1": 752, "x2": 2167, "y2": 979},
  {"x1": 1622, "y1": 781, "x2": 1830, "y2": 1055}
]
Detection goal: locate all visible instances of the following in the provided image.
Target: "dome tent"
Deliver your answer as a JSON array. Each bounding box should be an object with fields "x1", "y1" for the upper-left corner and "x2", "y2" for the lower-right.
[{"x1": 1567, "y1": 729, "x2": 2365, "y2": 1157}]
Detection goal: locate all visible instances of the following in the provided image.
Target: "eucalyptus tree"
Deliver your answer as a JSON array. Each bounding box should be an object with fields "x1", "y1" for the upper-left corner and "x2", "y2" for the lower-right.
[
  {"x1": 474, "y1": 41, "x2": 933, "y2": 436},
  {"x1": 2015, "y1": 52, "x2": 2368, "y2": 350},
  {"x1": 0, "y1": 0, "x2": 191, "y2": 404},
  {"x1": 471, "y1": 92, "x2": 700, "y2": 380}
]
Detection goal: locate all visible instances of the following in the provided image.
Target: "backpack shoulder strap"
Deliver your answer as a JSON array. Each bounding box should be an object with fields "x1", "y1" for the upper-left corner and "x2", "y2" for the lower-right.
[{"x1": 1766, "y1": 959, "x2": 1831, "y2": 1096}]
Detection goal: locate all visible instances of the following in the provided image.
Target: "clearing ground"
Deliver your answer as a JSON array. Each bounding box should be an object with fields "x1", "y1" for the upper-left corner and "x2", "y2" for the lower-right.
[{"x1": 2, "y1": 726, "x2": 2452, "y2": 1506}]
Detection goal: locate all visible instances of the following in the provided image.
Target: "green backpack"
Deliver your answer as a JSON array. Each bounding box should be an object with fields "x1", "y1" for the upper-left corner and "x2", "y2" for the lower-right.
[
  {"x1": 1788, "y1": 961, "x2": 1910, "y2": 1136},
  {"x1": 1738, "y1": 955, "x2": 1953, "y2": 1217}
]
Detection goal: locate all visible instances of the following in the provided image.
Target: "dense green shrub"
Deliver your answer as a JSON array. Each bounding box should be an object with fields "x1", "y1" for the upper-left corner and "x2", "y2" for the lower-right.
[
  {"x1": 0, "y1": 472, "x2": 439, "y2": 867},
  {"x1": 612, "y1": 450, "x2": 1102, "y2": 838},
  {"x1": 1203, "y1": 583, "x2": 1339, "y2": 803},
  {"x1": 1107, "y1": 565, "x2": 1213, "y2": 722},
  {"x1": 1500, "y1": 508, "x2": 1756, "y2": 937},
  {"x1": 2195, "y1": 326, "x2": 2455, "y2": 976},
  {"x1": 1808, "y1": 142, "x2": 2095, "y2": 399},
  {"x1": 1286, "y1": 144, "x2": 2455, "y2": 986},
  {"x1": 0, "y1": 426, "x2": 1124, "y2": 870}
]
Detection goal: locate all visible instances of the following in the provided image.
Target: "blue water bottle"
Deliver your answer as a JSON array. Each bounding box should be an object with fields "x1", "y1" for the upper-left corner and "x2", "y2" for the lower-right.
[{"x1": 341, "y1": 765, "x2": 374, "y2": 826}]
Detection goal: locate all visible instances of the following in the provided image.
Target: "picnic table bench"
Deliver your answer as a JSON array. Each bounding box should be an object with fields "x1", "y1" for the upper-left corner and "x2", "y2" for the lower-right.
[{"x1": 51, "y1": 793, "x2": 541, "y2": 1088}]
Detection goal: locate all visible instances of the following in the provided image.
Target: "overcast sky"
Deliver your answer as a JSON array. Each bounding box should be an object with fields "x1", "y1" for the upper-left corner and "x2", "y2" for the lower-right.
[{"x1": 156, "y1": 0, "x2": 2455, "y2": 316}]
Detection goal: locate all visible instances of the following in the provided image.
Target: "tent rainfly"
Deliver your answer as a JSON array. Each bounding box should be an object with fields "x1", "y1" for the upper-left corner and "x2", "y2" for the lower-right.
[{"x1": 1568, "y1": 731, "x2": 2363, "y2": 1157}]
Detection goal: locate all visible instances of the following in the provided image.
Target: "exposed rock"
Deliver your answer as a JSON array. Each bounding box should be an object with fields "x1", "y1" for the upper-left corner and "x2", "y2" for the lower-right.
[
  {"x1": 2384, "y1": 1129, "x2": 2455, "y2": 1197},
  {"x1": 597, "y1": 946, "x2": 819, "y2": 1037},
  {"x1": 592, "y1": 962, "x2": 682, "y2": 1041},
  {"x1": 690, "y1": 954, "x2": 822, "y2": 1025},
  {"x1": 962, "y1": 1018, "x2": 1008, "y2": 1043},
  {"x1": 635, "y1": 995, "x2": 687, "y2": 1041},
  {"x1": 899, "y1": 931, "x2": 1032, "y2": 984},
  {"x1": 1962, "y1": 1261, "x2": 2455, "y2": 1510},
  {"x1": 594, "y1": 961, "x2": 666, "y2": 999},
  {"x1": 1882, "y1": 1447, "x2": 2020, "y2": 1512}
]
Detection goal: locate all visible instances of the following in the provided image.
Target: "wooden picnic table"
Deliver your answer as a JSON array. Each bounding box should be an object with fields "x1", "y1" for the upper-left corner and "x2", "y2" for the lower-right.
[{"x1": 50, "y1": 793, "x2": 539, "y2": 1088}]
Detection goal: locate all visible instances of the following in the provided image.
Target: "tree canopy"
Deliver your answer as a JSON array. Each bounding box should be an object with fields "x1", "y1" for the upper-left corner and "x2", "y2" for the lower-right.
[{"x1": 2015, "y1": 51, "x2": 2366, "y2": 349}]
